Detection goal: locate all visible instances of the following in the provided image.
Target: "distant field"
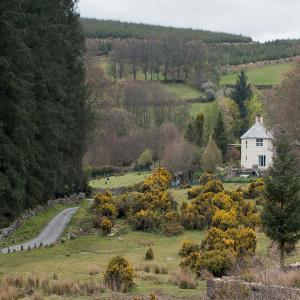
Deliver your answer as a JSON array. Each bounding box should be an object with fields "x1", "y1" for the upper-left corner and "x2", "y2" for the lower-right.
[
  {"x1": 162, "y1": 83, "x2": 203, "y2": 99},
  {"x1": 89, "y1": 171, "x2": 151, "y2": 189},
  {"x1": 220, "y1": 62, "x2": 294, "y2": 86}
]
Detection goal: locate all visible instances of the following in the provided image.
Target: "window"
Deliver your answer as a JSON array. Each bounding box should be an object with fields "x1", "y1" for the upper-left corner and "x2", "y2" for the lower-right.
[
  {"x1": 246, "y1": 155, "x2": 247, "y2": 161},
  {"x1": 256, "y1": 138, "x2": 263, "y2": 146},
  {"x1": 246, "y1": 141, "x2": 248, "y2": 149},
  {"x1": 258, "y1": 155, "x2": 266, "y2": 167}
]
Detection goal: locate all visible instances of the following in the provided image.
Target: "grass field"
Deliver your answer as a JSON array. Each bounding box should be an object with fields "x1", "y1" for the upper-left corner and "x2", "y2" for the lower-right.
[
  {"x1": 162, "y1": 83, "x2": 203, "y2": 100},
  {"x1": 220, "y1": 62, "x2": 294, "y2": 86},
  {"x1": 89, "y1": 171, "x2": 151, "y2": 189}
]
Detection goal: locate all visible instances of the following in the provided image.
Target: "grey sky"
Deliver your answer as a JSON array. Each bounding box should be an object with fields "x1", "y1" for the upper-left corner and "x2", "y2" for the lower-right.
[{"x1": 78, "y1": 0, "x2": 299, "y2": 42}]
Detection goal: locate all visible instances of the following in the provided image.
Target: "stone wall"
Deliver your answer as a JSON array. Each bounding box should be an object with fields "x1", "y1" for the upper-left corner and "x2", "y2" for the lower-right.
[
  {"x1": 207, "y1": 277, "x2": 300, "y2": 300},
  {"x1": 0, "y1": 192, "x2": 85, "y2": 242}
]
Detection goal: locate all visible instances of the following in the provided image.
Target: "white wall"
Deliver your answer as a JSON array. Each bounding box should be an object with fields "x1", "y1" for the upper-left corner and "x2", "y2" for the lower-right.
[{"x1": 241, "y1": 138, "x2": 274, "y2": 169}]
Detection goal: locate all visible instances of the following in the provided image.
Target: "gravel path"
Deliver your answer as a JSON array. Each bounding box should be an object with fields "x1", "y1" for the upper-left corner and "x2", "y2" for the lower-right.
[{"x1": 0, "y1": 207, "x2": 78, "y2": 254}]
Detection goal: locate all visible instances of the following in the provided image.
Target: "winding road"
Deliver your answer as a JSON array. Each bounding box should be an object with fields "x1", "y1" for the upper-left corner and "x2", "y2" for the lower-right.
[{"x1": 0, "y1": 207, "x2": 78, "y2": 254}]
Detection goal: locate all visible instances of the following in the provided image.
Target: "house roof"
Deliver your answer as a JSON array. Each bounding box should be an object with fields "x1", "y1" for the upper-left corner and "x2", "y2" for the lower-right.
[{"x1": 241, "y1": 121, "x2": 273, "y2": 139}]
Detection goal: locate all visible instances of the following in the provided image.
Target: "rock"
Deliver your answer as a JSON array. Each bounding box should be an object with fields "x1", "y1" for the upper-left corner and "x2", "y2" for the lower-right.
[{"x1": 69, "y1": 233, "x2": 76, "y2": 240}]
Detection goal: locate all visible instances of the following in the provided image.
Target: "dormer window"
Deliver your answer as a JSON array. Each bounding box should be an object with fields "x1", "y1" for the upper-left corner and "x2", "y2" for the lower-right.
[{"x1": 256, "y1": 138, "x2": 263, "y2": 146}]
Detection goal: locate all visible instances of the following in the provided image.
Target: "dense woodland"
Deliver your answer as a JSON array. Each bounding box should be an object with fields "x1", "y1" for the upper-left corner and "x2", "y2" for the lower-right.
[
  {"x1": 0, "y1": 0, "x2": 89, "y2": 226},
  {"x1": 82, "y1": 18, "x2": 300, "y2": 66},
  {"x1": 81, "y1": 18, "x2": 252, "y2": 43}
]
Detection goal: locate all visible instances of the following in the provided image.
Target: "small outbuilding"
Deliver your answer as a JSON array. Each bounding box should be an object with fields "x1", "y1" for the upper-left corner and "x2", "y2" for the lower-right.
[{"x1": 240, "y1": 115, "x2": 274, "y2": 170}]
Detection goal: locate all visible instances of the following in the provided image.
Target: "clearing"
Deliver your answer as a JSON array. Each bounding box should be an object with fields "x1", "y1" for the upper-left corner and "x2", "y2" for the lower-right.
[{"x1": 220, "y1": 62, "x2": 294, "y2": 86}]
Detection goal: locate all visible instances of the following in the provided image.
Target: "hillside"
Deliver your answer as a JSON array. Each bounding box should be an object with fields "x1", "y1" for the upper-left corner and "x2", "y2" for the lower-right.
[
  {"x1": 81, "y1": 18, "x2": 252, "y2": 43},
  {"x1": 220, "y1": 62, "x2": 295, "y2": 86}
]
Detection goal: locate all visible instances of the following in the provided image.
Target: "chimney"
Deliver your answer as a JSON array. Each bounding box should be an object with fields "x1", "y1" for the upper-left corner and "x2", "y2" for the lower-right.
[{"x1": 255, "y1": 115, "x2": 263, "y2": 125}]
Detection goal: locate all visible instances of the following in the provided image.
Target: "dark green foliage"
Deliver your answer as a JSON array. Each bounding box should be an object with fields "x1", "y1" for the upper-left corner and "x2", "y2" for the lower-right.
[
  {"x1": 0, "y1": 0, "x2": 89, "y2": 226},
  {"x1": 185, "y1": 113, "x2": 204, "y2": 146},
  {"x1": 208, "y1": 40, "x2": 300, "y2": 65},
  {"x1": 81, "y1": 18, "x2": 252, "y2": 43},
  {"x1": 262, "y1": 134, "x2": 300, "y2": 266},
  {"x1": 145, "y1": 247, "x2": 154, "y2": 260},
  {"x1": 213, "y1": 112, "x2": 228, "y2": 158},
  {"x1": 230, "y1": 70, "x2": 253, "y2": 134}
]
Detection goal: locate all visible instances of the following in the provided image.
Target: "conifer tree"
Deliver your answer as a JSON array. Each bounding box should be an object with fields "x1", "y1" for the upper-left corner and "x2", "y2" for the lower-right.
[
  {"x1": 194, "y1": 113, "x2": 204, "y2": 146},
  {"x1": 213, "y1": 112, "x2": 228, "y2": 159},
  {"x1": 262, "y1": 134, "x2": 300, "y2": 267},
  {"x1": 201, "y1": 135, "x2": 222, "y2": 172},
  {"x1": 230, "y1": 70, "x2": 252, "y2": 134}
]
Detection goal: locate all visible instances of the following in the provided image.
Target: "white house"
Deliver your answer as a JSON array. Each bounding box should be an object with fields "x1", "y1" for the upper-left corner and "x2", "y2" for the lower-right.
[{"x1": 240, "y1": 115, "x2": 274, "y2": 170}]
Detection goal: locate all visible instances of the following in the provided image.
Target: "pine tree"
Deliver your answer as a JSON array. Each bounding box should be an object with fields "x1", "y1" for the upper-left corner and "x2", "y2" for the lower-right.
[
  {"x1": 185, "y1": 113, "x2": 204, "y2": 146},
  {"x1": 194, "y1": 113, "x2": 204, "y2": 146},
  {"x1": 213, "y1": 112, "x2": 228, "y2": 159},
  {"x1": 230, "y1": 70, "x2": 252, "y2": 134},
  {"x1": 201, "y1": 135, "x2": 222, "y2": 173},
  {"x1": 262, "y1": 134, "x2": 300, "y2": 267}
]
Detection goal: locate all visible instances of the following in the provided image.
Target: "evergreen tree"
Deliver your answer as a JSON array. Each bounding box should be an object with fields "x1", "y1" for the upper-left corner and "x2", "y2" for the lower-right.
[
  {"x1": 201, "y1": 135, "x2": 222, "y2": 173},
  {"x1": 230, "y1": 70, "x2": 252, "y2": 134},
  {"x1": 213, "y1": 112, "x2": 228, "y2": 159},
  {"x1": 194, "y1": 113, "x2": 204, "y2": 146},
  {"x1": 262, "y1": 134, "x2": 300, "y2": 267},
  {"x1": 185, "y1": 113, "x2": 204, "y2": 146}
]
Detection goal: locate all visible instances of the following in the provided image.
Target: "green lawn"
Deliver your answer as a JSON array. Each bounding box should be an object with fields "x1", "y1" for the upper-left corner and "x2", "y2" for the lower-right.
[
  {"x1": 220, "y1": 62, "x2": 294, "y2": 86},
  {"x1": 89, "y1": 171, "x2": 151, "y2": 189},
  {"x1": 162, "y1": 83, "x2": 203, "y2": 100}
]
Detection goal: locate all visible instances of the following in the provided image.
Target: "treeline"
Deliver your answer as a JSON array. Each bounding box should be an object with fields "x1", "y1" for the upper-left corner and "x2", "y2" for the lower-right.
[
  {"x1": 81, "y1": 18, "x2": 252, "y2": 44},
  {"x1": 208, "y1": 40, "x2": 300, "y2": 65},
  {"x1": 0, "y1": 1, "x2": 89, "y2": 226},
  {"x1": 108, "y1": 39, "x2": 215, "y2": 86}
]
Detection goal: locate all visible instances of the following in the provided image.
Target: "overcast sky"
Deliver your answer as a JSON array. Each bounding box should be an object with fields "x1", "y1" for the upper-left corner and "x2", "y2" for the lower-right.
[{"x1": 78, "y1": 0, "x2": 299, "y2": 42}]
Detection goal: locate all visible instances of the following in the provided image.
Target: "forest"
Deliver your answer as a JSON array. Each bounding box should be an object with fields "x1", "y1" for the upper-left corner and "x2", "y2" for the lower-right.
[
  {"x1": 81, "y1": 18, "x2": 252, "y2": 43},
  {"x1": 0, "y1": 1, "x2": 89, "y2": 226}
]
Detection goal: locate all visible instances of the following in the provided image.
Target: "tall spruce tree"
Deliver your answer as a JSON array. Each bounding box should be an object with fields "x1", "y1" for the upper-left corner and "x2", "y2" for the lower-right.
[
  {"x1": 262, "y1": 134, "x2": 300, "y2": 267},
  {"x1": 0, "y1": 0, "x2": 89, "y2": 226},
  {"x1": 230, "y1": 70, "x2": 252, "y2": 134},
  {"x1": 213, "y1": 112, "x2": 228, "y2": 159}
]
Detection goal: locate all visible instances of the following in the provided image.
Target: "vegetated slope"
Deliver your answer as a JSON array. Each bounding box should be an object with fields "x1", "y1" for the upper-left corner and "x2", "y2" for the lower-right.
[
  {"x1": 209, "y1": 40, "x2": 300, "y2": 65},
  {"x1": 81, "y1": 18, "x2": 252, "y2": 43},
  {"x1": 220, "y1": 62, "x2": 295, "y2": 86}
]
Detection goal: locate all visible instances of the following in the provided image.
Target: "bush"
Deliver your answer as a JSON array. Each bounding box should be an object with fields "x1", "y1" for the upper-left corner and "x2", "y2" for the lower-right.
[
  {"x1": 203, "y1": 180, "x2": 224, "y2": 193},
  {"x1": 170, "y1": 268, "x2": 198, "y2": 289},
  {"x1": 179, "y1": 240, "x2": 200, "y2": 257},
  {"x1": 100, "y1": 218, "x2": 113, "y2": 235},
  {"x1": 99, "y1": 203, "x2": 117, "y2": 218},
  {"x1": 244, "y1": 178, "x2": 264, "y2": 199},
  {"x1": 199, "y1": 173, "x2": 218, "y2": 185},
  {"x1": 145, "y1": 247, "x2": 154, "y2": 260},
  {"x1": 161, "y1": 211, "x2": 184, "y2": 236},
  {"x1": 136, "y1": 149, "x2": 152, "y2": 169},
  {"x1": 187, "y1": 186, "x2": 203, "y2": 199},
  {"x1": 129, "y1": 209, "x2": 160, "y2": 232},
  {"x1": 104, "y1": 256, "x2": 134, "y2": 292},
  {"x1": 204, "y1": 88, "x2": 216, "y2": 101},
  {"x1": 212, "y1": 209, "x2": 238, "y2": 230}
]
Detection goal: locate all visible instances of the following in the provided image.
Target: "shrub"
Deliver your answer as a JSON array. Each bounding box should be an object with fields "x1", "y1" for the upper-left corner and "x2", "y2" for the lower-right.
[
  {"x1": 129, "y1": 210, "x2": 160, "y2": 232},
  {"x1": 199, "y1": 173, "x2": 217, "y2": 185},
  {"x1": 212, "y1": 209, "x2": 238, "y2": 230},
  {"x1": 187, "y1": 186, "x2": 203, "y2": 199},
  {"x1": 244, "y1": 178, "x2": 264, "y2": 199},
  {"x1": 204, "y1": 88, "x2": 216, "y2": 101},
  {"x1": 145, "y1": 247, "x2": 154, "y2": 260},
  {"x1": 170, "y1": 268, "x2": 198, "y2": 289},
  {"x1": 179, "y1": 240, "x2": 200, "y2": 257},
  {"x1": 161, "y1": 210, "x2": 184, "y2": 236},
  {"x1": 104, "y1": 256, "x2": 134, "y2": 292},
  {"x1": 94, "y1": 190, "x2": 113, "y2": 207},
  {"x1": 99, "y1": 203, "x2": 117, "y2": 219},
  {"x1": 203, "y1": 180, "x2": 224, "y2": 193},
  {"x1": 136, "y1": 149, "x2": 152, "y2": 169},
  {"x1": 100, "y1": 218, "x2": 113, "y2": 235},
  {"x1": 142, "y1": 168, "x2": 172, "y2": 191}
]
